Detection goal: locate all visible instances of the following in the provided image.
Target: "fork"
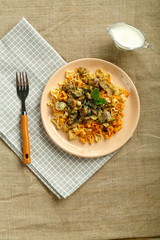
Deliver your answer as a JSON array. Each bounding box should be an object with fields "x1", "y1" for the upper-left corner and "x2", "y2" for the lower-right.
[{"x1": 16, "y1": 72, "x2": 31, "y2": 164}]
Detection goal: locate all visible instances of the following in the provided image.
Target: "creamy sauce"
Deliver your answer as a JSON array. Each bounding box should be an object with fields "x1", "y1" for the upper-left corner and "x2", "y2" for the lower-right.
[{"x1": 110, "y1": 23, "x2": 145, "y2": 49}]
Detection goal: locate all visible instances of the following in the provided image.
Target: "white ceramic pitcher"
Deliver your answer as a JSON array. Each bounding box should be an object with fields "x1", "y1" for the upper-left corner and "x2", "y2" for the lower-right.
[{"x1": 107, "y1": 22, "x2": 149, "y2": 50}]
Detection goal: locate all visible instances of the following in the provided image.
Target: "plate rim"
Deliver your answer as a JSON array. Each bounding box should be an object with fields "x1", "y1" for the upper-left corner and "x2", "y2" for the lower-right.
[{"x1": 40, "y1": 58, "x2": 140, "y2": 158}]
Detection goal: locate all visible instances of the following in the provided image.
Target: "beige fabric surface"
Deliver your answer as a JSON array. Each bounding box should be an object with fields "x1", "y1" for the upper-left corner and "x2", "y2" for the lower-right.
[{"x1": 0, "y1": 0, "x2": 160, "y2": 239}]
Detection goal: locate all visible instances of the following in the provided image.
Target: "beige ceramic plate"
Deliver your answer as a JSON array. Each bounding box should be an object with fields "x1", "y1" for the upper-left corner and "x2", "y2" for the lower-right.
[{"x1": 41, "y1": 58, "x2": 140, "y2": 158}]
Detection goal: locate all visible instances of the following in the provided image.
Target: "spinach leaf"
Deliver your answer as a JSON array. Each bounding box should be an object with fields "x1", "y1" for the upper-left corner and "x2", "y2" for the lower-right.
[
  {"x1": 94, "y1": 97, "x2": 107, "y2": 105},
  {"x1": 91, "y1": 88, "x2": 99, "y2": 99},
  {"x1": 91, "y1": 88, "x2": 107, "y2": 105}
]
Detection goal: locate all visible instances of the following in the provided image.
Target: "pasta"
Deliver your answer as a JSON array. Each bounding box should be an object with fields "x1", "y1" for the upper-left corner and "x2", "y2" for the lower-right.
[{"x1": 47, "y1": 67, "x2": 130, "y2": 144}]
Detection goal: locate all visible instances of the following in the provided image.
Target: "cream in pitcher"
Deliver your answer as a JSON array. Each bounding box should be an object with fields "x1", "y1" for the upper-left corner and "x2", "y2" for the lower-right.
[{"x1": 107, "y1": 22, "x2": 149, "y2": 50}]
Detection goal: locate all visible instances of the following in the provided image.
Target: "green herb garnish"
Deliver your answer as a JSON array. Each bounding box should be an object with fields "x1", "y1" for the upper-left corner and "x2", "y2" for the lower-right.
[{"x1": 91, "y1": 88, "x2": 107, "y2": 105}]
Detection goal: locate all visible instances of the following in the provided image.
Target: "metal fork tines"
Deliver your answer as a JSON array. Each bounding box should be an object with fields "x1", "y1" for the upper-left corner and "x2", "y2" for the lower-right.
[{"x1": 16, "y1": 72, "x2": 29, "y2": 115}]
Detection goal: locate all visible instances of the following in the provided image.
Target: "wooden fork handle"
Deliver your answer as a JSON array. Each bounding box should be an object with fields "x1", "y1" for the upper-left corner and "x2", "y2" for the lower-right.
[{"x1": 21, "y1": 115, "x2": 31, "y2": 164}]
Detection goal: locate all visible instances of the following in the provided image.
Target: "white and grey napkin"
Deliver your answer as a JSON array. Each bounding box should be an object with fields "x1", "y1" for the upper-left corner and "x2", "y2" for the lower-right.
[{"x1": 0, "y1": 18, "x2": 116, "y2": 199}]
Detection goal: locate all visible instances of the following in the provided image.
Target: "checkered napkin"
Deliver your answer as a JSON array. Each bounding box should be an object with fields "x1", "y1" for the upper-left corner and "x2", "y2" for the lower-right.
[{"x1": 0, "y1": 18, "x2": 116, "y2": 199}]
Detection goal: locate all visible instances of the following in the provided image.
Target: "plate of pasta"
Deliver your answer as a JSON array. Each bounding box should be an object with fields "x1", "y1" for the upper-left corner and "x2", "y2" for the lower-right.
[{"x1": 41, "y1": 58, "x2": 140, "y2": 158}]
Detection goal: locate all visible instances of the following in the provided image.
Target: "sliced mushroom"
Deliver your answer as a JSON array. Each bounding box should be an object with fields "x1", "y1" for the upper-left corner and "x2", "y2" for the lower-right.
[
  {"x1": 90, "y1": 78, "x2": 100, "y2": 88},
  {"x1": 99, "y1": 81, "x2": 109, "y2": 91},
  {"x1": 78, "y1": 67, "x2": 88, "y2": 77},
  {"x1": 98, "y1": 110, "x2": 111, "y2": 123},
  {"x1": 71, "y1": 88, "x2": 84, "y2": 97},
  {"x1": 80, "y1": 106, "x2": 91, "y2": 117},
  {"x1": 106, "y1": 88, "x2": 113, "y2": 96},
  {"x1": 55, "y1": 101, "x2": 67, "y2": 111},
  {"x1": 100, "y1": 81, "x2": 113, "y2": 96},
  {"x1": 62, "y1": 84, "x2": 74, "y2": 93},
  {"x1": 67, "y1": 98, "x2": 77, "y2": 108}
]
